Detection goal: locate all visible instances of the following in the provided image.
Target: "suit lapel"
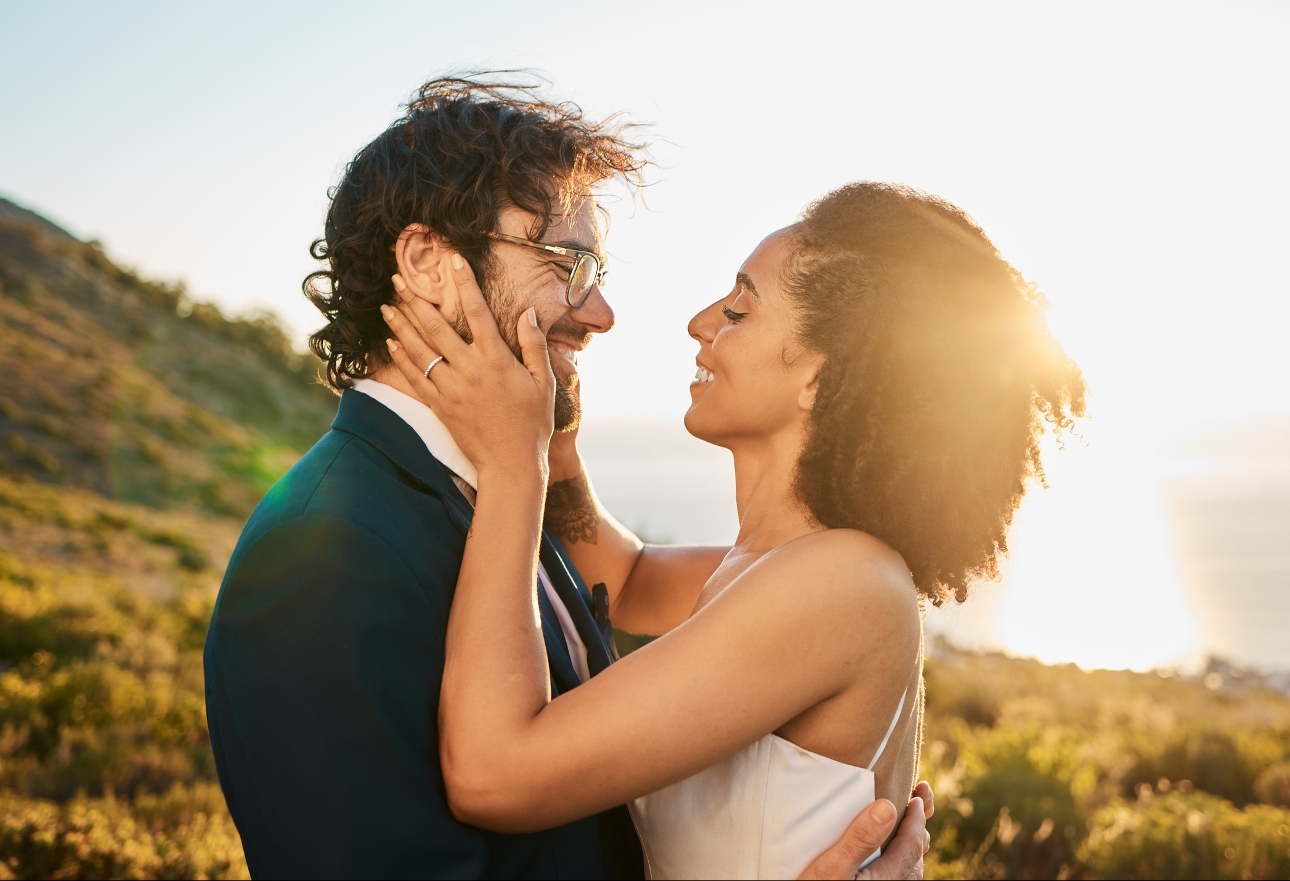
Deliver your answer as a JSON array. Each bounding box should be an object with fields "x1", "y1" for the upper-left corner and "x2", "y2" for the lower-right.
[{"x1": 331, "y1": 390, "x2": 476, "y2": 531}]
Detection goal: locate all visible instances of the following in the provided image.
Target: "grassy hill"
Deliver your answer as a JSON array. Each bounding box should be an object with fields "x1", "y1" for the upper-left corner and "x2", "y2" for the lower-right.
[
  {"x1": 0, "y1": 197, "x2": 335, "y2": 515},
  {"x1": 0, "y1": 199, "x2": 1286, "y2": 879}
]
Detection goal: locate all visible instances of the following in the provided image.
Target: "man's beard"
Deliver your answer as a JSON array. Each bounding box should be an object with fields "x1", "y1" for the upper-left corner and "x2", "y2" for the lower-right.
[
  {"x1": 452, "y1": 274, "x2": 584, "y2": 432},
  {"x1": 552, "y1": 372, "x2": 581, "y2": 433}
]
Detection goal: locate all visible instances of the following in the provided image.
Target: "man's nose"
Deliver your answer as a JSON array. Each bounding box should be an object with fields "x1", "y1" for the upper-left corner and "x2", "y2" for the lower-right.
[{"x1": 570, "y1": 285, "x2": 614, "y2": 334}]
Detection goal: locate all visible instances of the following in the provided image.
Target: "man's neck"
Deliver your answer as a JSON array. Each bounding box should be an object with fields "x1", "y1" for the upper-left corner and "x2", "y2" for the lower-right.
[{"x1": 367, "y1": 362, "x2": 418, "y2": 399}]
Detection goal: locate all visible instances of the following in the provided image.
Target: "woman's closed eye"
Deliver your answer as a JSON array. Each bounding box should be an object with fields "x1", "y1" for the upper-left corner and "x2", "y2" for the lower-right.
[{"x1": 722, "y1": 305, "x2": 748, "y2": 323}]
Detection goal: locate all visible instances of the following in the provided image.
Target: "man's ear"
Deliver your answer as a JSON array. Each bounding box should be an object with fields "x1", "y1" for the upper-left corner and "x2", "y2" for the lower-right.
[{"x1": 394, "y1": 223, "x2": 464, "y2": 316}]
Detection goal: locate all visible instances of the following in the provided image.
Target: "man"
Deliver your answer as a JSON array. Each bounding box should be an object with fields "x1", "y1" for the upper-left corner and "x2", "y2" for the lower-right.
[{"x1": 204, "y1": 74, "x2": 931, "y2": 879}]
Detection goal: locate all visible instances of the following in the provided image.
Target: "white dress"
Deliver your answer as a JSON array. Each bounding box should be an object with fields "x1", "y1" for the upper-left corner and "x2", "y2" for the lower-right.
[{"x1": 628, "y1": 689, "x2": 907, "y2": 880}]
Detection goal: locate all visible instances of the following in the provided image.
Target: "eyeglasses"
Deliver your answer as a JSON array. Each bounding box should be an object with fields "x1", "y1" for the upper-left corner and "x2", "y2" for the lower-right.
[{"x1": 484, "y1": 231, "x2": 607, "y2": 308}]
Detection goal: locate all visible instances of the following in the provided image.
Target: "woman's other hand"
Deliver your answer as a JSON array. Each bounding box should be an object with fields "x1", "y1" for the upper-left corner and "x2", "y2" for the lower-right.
[{"x1": 382, "y1": 260, "x2": 555, "y2": 483}]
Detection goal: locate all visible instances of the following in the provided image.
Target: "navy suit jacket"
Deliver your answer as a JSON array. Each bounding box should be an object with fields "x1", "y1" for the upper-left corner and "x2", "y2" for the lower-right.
[{"x1": 204, "y1": 390, "x2": 644, "y2": 879}]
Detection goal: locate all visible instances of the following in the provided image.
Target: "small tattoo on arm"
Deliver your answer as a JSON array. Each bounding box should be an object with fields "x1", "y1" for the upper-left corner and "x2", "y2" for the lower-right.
[{"x1": 545, "y1": 475, "x2": 598, "y2": 545}]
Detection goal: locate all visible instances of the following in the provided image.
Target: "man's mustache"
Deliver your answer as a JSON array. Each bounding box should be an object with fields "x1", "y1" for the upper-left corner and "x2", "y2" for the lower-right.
[{"x1": 546, "y1": 316, "x2": 592, "y2": 354}]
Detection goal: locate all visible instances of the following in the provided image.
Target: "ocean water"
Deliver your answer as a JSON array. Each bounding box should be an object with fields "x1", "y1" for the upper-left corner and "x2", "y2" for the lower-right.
[
  {"x1": 1164, "y1": 424, "x2": 1290, "y2": 672},
  {"x1": 578, "y1": 420, "x2": 738, "y2": 546},
  {"x1": 577, "y1": 418, "x2": 1290, "y2": 673}
]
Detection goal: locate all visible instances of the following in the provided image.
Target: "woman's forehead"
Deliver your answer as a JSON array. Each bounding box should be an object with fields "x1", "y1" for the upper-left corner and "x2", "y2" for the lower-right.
[{"x1": 739, "y1": 227, "x2": 798, "y2": 296}]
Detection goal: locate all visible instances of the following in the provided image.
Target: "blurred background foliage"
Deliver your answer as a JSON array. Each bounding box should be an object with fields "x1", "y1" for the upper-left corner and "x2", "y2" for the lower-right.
[
  {"x1": 0, "y1": 200, "x2": 1287, "y2": 878},
  {"x1": 920, "y1": 651, "x2": 1290, "y2": 879}
]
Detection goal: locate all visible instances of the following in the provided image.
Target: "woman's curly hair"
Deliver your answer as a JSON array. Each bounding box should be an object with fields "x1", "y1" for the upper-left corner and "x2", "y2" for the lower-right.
[
  {"x1": 304, "y1": 72, "x2": 647, "y2": 390},
  {"x1": 786, "y1": 183, "x2": 1086, "y2": 606}
]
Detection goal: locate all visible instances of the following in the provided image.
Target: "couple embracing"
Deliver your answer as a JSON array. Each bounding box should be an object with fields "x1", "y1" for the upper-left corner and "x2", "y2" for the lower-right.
[{"x1": 204, "y1": 75, "x2": 1084, "y2": 879}]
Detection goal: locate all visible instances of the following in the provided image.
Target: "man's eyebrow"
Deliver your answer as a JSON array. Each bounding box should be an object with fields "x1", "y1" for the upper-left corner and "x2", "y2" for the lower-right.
[{"x1": 736, "y1": 272, "x2": 761, "y2": 301}]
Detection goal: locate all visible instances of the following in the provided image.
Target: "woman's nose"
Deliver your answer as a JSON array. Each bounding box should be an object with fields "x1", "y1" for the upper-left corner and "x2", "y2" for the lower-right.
[
  {"x1": 571, "y1": 285, "x2": 614, "y2": 334},
  {"x1": 688, "y1": 300, "x2": 722, "y2": 343}
]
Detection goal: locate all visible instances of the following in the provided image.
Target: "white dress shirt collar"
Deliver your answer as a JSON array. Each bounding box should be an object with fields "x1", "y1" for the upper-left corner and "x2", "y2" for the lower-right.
[{"x1": 352, "y1": 379, "x2": 479, "y2": 490}]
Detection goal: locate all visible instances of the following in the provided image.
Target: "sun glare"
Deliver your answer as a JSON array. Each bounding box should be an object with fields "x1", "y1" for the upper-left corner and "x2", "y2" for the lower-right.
[{"x1": 996, "y1": 432, "x2": 1201, "y2": 671}]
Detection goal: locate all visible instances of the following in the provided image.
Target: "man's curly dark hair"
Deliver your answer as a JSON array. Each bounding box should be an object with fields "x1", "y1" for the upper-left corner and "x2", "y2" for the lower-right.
[
  {"x1": 785, "y1": 183, "x2": 1086, "y2": 606},
  {"x1": 304, "y1": 72, "x2": 647, "y2": 391}
]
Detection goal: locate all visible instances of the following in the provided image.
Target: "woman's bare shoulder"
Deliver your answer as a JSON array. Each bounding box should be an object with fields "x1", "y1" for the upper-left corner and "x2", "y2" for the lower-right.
[{"x1": 750, "y1": 528, "x2": 920, "y2": 628}]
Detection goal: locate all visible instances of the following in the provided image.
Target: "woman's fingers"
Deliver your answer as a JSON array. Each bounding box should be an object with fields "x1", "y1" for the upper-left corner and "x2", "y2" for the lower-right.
[
  {"x1": 516, "y1": 307, "x2": 555, "y2": 393},
  {"x1": 391, "y1": 274, "x2": 438, "y2": 339},
  {"x1": 445, "y1": 254, "x2": 507, "y2": 357},
  {"x1": 385, "y1": 338, "x2": 442, "y2": 410},
  {"x1": 387, "y1": 275, "x2": 472, "y2": 363},
  {"x1": 381, "y1": 304, "x2": 443, "y2": 374}
]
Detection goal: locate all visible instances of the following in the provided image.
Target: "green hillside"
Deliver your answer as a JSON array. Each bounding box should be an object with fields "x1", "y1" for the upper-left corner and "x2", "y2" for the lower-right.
[{"x1": 0, "y1": 196, "x2": 335, "y2": 515}]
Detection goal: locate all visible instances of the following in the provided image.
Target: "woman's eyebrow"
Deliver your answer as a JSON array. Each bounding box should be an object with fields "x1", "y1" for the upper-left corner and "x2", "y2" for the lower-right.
[{"x1": 736, "y1": 272, "x2": 761, "y2": 301}]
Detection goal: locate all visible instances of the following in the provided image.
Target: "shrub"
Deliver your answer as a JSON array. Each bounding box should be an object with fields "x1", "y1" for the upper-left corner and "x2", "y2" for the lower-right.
[
  {"x1": 1080, "y1": 791, "x2": 1290, "y2": 880},
  {"x1": 924, "y1": 720, "x2": 1092, "y2": 878},
  {"x1": 920, "y1": 648, "x2": 1290, "y2": 879},
  {"x1": 0, "y1": 478, "x2": 246, "y2": 878},
  {"x1": 0, "y1": 787, "x2": 248, "y2": 880},
  {"x1": 1255, "y1": 762, "x2": 1290, "y2": 807}
]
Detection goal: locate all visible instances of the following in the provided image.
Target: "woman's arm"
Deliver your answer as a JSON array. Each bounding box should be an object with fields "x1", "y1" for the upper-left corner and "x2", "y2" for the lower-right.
[
  {"x1": 440, "y1": 523, "x2": 917, "y2": 832},
  {"x1": 544, "y1": 431, "x2": 727, "y2": 635}
]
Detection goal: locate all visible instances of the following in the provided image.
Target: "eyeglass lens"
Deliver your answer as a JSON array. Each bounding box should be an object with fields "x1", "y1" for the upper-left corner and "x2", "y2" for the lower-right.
[{"x1": 568, "y1": 255, "x2": 598, "y2": 307}]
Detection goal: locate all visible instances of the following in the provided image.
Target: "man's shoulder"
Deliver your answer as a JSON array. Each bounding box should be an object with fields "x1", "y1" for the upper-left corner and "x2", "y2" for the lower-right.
[
  {"x1": 249, "y1": 429, "x2": 415, "y2": 524},
  {"x1": 230, "y1": 428, "x2": 460, "y2": 569}
]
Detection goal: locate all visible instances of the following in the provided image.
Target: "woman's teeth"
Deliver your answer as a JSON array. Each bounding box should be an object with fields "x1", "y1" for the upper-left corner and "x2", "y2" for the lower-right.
[{"x1": 694, "y1": 366, "x2": 714, "y2": 383}]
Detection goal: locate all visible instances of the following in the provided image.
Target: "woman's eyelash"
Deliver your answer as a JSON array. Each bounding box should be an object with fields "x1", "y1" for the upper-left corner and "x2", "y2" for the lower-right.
[{"x1": 722, "y1": 305, "x2": 748, "y2": 323}]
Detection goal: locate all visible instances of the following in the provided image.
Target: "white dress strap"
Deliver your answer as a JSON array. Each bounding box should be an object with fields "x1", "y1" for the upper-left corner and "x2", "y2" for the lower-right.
[{"x1": 865, "y1": 686, "x2": 909, "y2": 771}]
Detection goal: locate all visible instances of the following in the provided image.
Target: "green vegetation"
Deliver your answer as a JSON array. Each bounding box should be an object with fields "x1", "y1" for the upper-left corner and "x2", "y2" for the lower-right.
[
  {"x1": 0, "y1": 475, "x2": 246, "y2": 878},
  {"x1": 920, "y1": 649, "x2": 1290, "y2": 879}
]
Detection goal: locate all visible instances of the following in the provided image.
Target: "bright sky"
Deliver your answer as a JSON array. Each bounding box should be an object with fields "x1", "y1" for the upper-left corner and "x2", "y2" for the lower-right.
[{"x1": 3, "y1": 1, "x2": 1288, "y2": 671}]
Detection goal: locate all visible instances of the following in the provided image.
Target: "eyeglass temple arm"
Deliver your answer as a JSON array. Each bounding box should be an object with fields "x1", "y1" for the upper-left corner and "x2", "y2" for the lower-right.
[{"x1": 485, "y1": 231, "x2": 579, "y2": 259}]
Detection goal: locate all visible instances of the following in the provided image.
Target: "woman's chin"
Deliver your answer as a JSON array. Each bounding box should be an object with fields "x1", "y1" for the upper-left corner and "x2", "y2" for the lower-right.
[{"x1": 683, "y1": 400, "x2": 721, "y2": 445}]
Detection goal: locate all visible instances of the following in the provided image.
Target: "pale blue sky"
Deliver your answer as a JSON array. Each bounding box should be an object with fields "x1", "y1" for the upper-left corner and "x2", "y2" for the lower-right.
[
  {"x1": 4, "y1": 1, "x2": 1287, "y2": 432},
  {"x1": 4, "y1": 1, "x2": 1288, "y2": 668}
]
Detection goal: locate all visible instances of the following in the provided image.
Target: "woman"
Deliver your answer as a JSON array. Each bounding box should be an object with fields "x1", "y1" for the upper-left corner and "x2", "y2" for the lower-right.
[{"x1": 383, "y1": 183, "x2": 1085, "y2": 878}]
